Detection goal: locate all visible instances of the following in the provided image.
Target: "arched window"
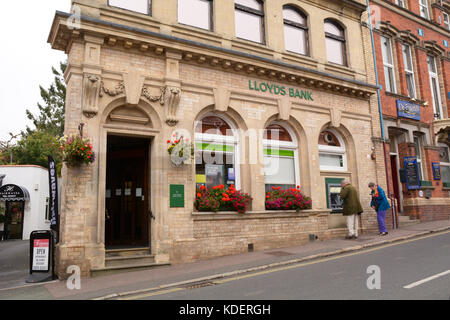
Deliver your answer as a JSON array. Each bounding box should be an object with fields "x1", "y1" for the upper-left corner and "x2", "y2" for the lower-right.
[
  {"x1": 109, "y1": 0, "x2": 150, "y2": 15},
  {"x1": 178, "y1": 0, "x2": 213, "y2": 31},
  {"x1": 283, "y1": 6, "x2": 308, "y2": 55},
  {"x1": 319, "y1": 129, "x2": 347, "y2": 171},
  {"x1": 438, "y1": 143, "x2": 450, "y2": 184},
  {"x1": 235, "y1": 0, "x2": 265, "y2": 44},
  {"x1": 263, "y1": 123, "x2": 300, "y2": 192},
  {"x1": 324, "y1": 20, "x2": 346, "y2": 66},
  {"x1": 195, "y1": 114, "x2": 240, "y2": 190}
]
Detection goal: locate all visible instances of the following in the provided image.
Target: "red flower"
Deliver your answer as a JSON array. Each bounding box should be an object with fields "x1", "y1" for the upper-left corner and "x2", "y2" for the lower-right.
[
  {"x1": 167, "y1": 140, "x2": 171, "y2": 144},
  {"x1": 197, "y1": 193, "x2": 202, "y2": 198},
  {"x1": 200, "y1": 185, "x2": 205, "y2": 191}
]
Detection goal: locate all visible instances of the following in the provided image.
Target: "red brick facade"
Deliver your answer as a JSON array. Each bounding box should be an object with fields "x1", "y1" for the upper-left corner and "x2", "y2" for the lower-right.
[{"x1": 370, "y1": 0, "x2": 450, "y2": 221}]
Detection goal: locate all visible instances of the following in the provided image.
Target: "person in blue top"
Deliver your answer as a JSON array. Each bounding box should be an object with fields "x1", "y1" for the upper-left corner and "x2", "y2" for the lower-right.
[{"x1": 369, "y1": 182, "x2": 391, "y2": 236}]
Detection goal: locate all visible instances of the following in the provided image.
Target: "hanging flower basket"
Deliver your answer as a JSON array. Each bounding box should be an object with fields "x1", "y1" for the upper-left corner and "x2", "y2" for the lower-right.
[
  {"x1": 60, "y1": 134, "x2": 95, "y2": 167},
  {"x1": 167, "y1": 136, "x2": 194, "y2": 166}
]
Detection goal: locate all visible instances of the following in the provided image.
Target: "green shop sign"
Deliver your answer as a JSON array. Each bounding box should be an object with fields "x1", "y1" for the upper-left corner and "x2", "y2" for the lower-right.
[{"x1": 248, "y1": 80, "x2": 313, "y2": 101}]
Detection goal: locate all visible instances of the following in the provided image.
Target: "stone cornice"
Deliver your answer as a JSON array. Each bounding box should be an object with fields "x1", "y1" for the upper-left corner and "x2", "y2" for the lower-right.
[{"x1": 48, "y1": 11, "x2": 378, "y2": 100}]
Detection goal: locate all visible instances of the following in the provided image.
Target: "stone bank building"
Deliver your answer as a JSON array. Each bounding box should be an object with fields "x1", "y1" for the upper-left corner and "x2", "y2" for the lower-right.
[{"x1": 49, "y1": 0, "x2": 386, "y2": 277}]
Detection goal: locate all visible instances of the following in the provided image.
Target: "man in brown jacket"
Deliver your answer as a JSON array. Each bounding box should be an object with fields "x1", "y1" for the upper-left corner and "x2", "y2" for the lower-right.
[{"x1": 340, "y1": 180, "x2": 364, "y2": 239}]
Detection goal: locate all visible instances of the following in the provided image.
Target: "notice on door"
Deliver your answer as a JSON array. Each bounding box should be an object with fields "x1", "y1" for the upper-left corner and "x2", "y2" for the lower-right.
[{"x1": 32, "y1": 239, "x2": 50, "y2": 272}]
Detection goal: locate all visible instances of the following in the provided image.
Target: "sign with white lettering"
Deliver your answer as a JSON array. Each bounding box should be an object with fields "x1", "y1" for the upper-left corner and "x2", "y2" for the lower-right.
[{"x1": 397, "y1": 100, "x2": 421, "y2": 120}]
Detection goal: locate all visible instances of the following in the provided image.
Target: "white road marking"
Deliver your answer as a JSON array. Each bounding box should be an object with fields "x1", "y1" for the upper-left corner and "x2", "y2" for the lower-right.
[{"x1": 403, "y1": 270, "x2": 450, "y2": 289}]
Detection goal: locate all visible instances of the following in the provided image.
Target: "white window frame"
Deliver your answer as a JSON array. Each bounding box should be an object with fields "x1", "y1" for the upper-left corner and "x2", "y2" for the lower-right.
[
  {"x1": 414, "y1": 135, "x2": 424, "y2": 181},
  {"x1": 45, "y1": 197, "x2": 50, "y2": 222},
  {"x1": 395, "y1": 0, "x2": 405, "y2": 8},
  {"x1": 108, "y1": 0, "x2": 151, "y2": 15},
  {"x1": 177, "y1": 0, "x2": 213, "y2": 31},
  {"x1": 194, "y1": 113, "x2": 241, "y2": 190},
  {"x1": 443, "y1": 12, "x2": 450, "y2": 31},
  {"x1": 419, "y1": 0, "x2": 429, "y2": 19},
  {"x1": 402, "y1": 44, "x2": 416, "y2": 98},
  {"x1": 427, "y1": 55, "x2": 443, "y2": 120},
  {"x1": 262, "y1": 122, "x2": 300, "y2": 189},
  {"x1": 381, "y1": 36, "x2": 397, "y2": 93},
  {"x1": 283, "y1": 6, "x2": 308, "y2": 56},
  {"x1": 438, "y1": 143, "x2": 450, "y2": 183},
  {"x1": 234, "y1": 0, "x2": 265, "y2": 44},
  {"x1": 319, "y1": 129, "x2": 347, "y2": 172}
]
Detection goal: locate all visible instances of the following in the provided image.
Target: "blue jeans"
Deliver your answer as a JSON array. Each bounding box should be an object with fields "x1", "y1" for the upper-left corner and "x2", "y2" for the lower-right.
[{"x1": 377, "y1": 210, "x2": 388, "y2": 233}]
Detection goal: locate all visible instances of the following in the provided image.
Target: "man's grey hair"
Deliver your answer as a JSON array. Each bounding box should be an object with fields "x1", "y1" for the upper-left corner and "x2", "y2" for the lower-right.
[
  {"x1": 342, "y1": 179, "x2": 350, "y2": 185},
  {"x1": 368, "y1": 182, "x2": 376, "y2": 188}
]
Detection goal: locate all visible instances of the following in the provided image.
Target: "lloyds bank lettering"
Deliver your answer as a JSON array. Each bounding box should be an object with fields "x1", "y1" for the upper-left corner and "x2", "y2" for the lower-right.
[{"x1": 248, "y1": 80, "x2": 314, "y2": 101}]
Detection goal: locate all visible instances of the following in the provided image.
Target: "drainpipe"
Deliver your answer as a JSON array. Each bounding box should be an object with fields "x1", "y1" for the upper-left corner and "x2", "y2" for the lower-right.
[{"x1": 365, "y1": 0, "x2": 398, "y2": 229}]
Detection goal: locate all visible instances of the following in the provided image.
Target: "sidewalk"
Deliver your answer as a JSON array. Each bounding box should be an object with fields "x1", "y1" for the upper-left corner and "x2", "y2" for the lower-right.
[{"x1": 0, "y1": 219, "x2": 448, "y2": 300}]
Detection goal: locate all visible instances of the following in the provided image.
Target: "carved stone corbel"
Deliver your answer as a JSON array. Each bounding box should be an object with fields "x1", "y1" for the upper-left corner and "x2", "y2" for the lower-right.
[
  {"x1": 82, "y1": 74, "x2": 101, "y2": 118},
  {"x1": 277, "y1": 97, "x2": 291, "y2": 121},
  {"x1": 164, "y1": 87, "x2": 181, "y2": 127},
  {"x1": 330, "y1": 109, "x2": 342, "y2": 128}
]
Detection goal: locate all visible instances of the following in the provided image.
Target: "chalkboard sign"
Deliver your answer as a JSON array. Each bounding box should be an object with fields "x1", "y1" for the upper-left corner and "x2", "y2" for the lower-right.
[
  {"x1": 432, "y1": 162, "x2": 441, "y2": 180},
  {"x1": 404, "y1": 157, "x2": 420, "y2": 190}
]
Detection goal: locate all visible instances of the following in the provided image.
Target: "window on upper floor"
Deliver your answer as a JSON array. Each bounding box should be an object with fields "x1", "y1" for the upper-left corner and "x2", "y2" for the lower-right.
[
  {"x1": 427, "y1": 55, "x2": 443, "y2": 119},
  {"x1": 178, "y1": 0, "x2": 213, "y2": 31},
  {"x1": 235, "y1": 0, "x2": 265, "y2": 44},
  {"x1": 419, "y1": 0, "x2": 429, "y2": 19},
  {"x1": 395, "y1": 0, "x2": 406, "y2": 8},
  {"x1": 402, "y1": 44, "x2": 416, "y2": 98},
  {"x1": 108, "y1": 0, "x2": 151, "y2": 15},
  {"x1": 283, "y1": 6, "x2": 308, "y2": 56},
  {"x1": 380, "y1": 36, "x2": 397, "y2": 93},
  {"x1": 324, "y1": 20, "x2": 347, "y2": 66},
  {"x1": 443, "y1": 12, "x2": 450, "y2": 30}
]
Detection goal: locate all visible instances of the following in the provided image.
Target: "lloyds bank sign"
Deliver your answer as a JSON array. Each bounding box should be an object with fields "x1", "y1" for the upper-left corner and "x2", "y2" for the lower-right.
[{"x1": 248, "y1": 80, "x2": 314, "y2": 101}]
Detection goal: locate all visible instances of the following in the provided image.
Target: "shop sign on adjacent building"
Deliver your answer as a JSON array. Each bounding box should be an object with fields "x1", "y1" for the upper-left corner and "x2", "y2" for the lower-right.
[
  {"x1": 397, "y1": 100, "x2": 421, "y2": 121},
  {"x1": 432, "y1": 162, "x2": 441, "y2": 181}
]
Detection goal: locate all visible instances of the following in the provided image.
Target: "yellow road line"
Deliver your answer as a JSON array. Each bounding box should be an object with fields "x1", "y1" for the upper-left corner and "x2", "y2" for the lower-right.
[{"x1": 121, "y1": 230, "x2": 450, "y2": 299}]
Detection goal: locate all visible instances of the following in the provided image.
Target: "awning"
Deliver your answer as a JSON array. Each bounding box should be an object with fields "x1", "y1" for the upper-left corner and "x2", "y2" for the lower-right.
[{"x1": 0, "y1": 184, "x2": 30, "y2": 202}]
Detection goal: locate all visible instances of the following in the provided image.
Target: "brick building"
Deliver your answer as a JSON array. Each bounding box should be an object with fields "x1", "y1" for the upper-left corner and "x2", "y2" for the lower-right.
[
  {"x1": 369, "y1": 0, "x2": 450, "y2": 221},
  {"x1": 48, "y1": 0, "x2": 386, "y2": 278}
]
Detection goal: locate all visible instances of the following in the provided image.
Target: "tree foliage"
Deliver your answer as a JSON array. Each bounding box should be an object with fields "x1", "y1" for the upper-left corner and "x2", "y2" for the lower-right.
[
  {"x1": 25, "y1": 61, "x2": 66, "y2": 137},
  {"x1": 1, "y1": 62, "x2": 66, "y2": 174}
]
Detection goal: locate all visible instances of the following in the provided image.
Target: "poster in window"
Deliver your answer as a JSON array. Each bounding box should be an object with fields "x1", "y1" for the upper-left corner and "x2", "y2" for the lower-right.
[{"x1": 205, "y1": 164, "x2": 223, "y2": 190}]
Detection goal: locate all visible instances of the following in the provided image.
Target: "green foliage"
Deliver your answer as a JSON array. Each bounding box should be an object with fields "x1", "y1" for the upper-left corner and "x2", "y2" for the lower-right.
[
  {"x1": 24, "y1": 62, "x2": 66, "y2": 137},
  {"x1": 1, "y1": 62, "x2": 67, "y2": 175},
  {"x1": 11, "y1": 130, "x2": 62, "y2": 172}
]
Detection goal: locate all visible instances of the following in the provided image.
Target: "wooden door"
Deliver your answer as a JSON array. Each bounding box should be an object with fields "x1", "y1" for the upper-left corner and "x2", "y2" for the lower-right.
[{"x1": 105, "y1": 137, "x2": 149, "y2": 247}]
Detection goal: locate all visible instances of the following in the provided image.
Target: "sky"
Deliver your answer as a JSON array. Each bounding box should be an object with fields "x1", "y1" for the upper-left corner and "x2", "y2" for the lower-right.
[{"x1": 0, "y1": 1, "x2": 70, "y2": 141}]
